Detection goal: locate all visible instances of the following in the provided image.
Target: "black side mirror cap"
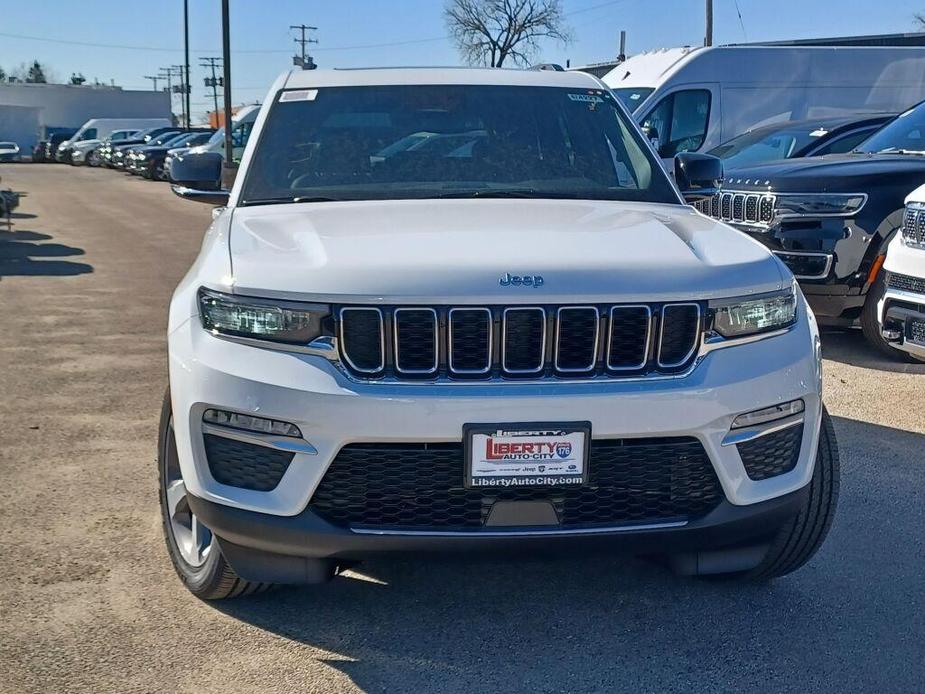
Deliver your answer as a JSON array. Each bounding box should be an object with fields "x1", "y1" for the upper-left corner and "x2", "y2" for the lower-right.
[
  {"x1": 674, "y1": 152, "x2": 722, "y2": 203},
  {"x1": 169, "y1": 151, "x2": 226, "y2": 205}
]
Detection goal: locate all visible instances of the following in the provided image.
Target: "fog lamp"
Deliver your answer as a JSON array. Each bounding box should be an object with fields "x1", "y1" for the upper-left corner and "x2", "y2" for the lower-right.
[
  {"x1": 731, "y1": 399, "x2": 804, "y2": 429},
  {"x1": 202, "y1": 409, "x2": 302, "y2": 438}
]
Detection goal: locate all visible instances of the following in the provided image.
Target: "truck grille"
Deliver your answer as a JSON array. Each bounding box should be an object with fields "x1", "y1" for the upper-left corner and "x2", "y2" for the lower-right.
[
  {"x1": 888, "y1": 271, "x2": 925, "y2": 295},
  {"x1": 694, "y1": 191, "x2": 776, "y2": 227},
  {"x1": 337, "y1": 302, "x2": 704, "y2": 381},
  {"x1": 309, "y1": 438, "x2": 723, "y2": 530},
  {"x1": 901, "y1": 205, "x2": 925, "y2": 246}
]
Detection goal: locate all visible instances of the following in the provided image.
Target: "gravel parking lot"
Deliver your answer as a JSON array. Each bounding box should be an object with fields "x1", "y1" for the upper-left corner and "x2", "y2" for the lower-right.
[{"x1": 1, "y1": 164, "x2": 923, "y2": 694}]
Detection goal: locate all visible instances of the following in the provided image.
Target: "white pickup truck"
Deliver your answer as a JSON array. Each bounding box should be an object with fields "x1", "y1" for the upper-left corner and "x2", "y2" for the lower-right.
[
  {"x1": 878, "y1": 185, "x2": 925, "y2": 361},
  {"x1": 160, "y1": 67, "x2": 838, "y2": 599}
]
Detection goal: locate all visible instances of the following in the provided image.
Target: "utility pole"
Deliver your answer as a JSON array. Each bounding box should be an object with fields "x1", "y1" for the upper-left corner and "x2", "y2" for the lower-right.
[
  {"x1": 200, "y1": 57, "x2": 223, "y2": 123},
  {"x1": 704, "y1": 0, "x2": 713, "y2": 47},
  {"x1": 183, "y1": 0, "x2": 191, "y2": 128},
  {"x1": 171, "y1": 64, "x2": 189, "y2": 127},
  {"x1": 222, "y1": 0, "x2": 236, "y2": 189},
  {"x1": 289, "y1": 23, "x2": 318, "y2": 69},
  {"x1": 143, "y1": 75, "x2": 160, "y2": 91}
]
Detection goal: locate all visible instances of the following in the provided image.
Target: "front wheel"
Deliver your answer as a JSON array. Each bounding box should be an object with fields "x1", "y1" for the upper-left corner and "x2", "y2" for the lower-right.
[
  {"x1": 158, "y1": 391, "x2": 270, "y2": 599},
  {"x1": 745, "y1": 407, "x2": 840, "y2": 580}
]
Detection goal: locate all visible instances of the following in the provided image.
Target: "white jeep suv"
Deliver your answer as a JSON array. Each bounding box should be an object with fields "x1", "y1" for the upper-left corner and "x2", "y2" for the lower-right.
[{"x1": 161, "y1": 67, "x2": 838, "y2": 599}]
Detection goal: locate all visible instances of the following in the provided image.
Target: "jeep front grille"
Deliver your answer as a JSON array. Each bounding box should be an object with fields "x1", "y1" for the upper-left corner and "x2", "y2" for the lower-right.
[
  {"x1": 694, "y1": 191, "x2": 776, "y2": 227},
  {"x1": 902, "y1": 204, "x2": 925, "y2": 247},
  {"x1": 336, "y1": 302, "x2": 704, "y2": 381}
]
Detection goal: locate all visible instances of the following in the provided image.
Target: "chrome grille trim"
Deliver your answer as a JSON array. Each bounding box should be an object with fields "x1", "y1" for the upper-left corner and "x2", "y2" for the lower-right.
[
  {"x1": 393, "y1": 307, "x2": 438, "y2": 375},
  {"x1": 338, "y1": 307, "x2": 385, "y2": 374},
  {"x1": 657, "y1": 303, "x2": 701, "y2": 369},
  {"x1": 606, "y1": 305, "x2": 651, "y2": 371},
  {"x1": 701, "y1": 190, "x2": 776, "y2": 227},
  {"x1": 501, "y1": 307, "x2": 547, "y2": 374},
  {"x1": 554, "y1": 306, "x2": 600, "y2": 373},
  {"x1": 903, "y1": 203, "x2": 925, "y2": 247},
  {"x1": 335, "y1": 302, "x2": 709, "y2": 382},
  {"x1": 448, "y1": 307, "x2": 492, "y2": 375}
]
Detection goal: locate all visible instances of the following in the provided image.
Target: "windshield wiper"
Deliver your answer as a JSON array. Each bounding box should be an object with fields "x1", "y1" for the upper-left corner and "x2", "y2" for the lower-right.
[
  {"x1": 240, "y1": 195, "x2": 343, "y2": 206},
  {"x1": 426, "y1": 189, "x2": 572, "y2": 199},
  {"x1": 867, "y1": 147, "x2": 925, "y2": 156}
]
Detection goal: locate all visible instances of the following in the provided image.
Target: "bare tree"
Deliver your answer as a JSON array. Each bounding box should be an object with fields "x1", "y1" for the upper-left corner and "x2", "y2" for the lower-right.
[{"x1": 445, "y1": 0, "x2": 571, "y2": 68}]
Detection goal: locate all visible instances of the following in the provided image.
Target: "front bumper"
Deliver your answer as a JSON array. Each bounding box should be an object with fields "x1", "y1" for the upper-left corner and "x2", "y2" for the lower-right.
[
  {"x1": 188, "y1": 485, "x2": 807, "y2": 571},
  {"x1": 878, "y1": 288, "x2": 925, "y2": 359},
  {"x1": 169, "y1": 297, "x2": 823, "y2": 523}
]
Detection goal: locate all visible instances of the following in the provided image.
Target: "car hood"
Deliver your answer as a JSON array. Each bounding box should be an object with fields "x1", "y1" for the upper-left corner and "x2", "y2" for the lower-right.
[
  {"x1": 725, "y1": 152, "x2": 925, "y2": 193},
  {"x1": 227, "y1": 199, "x2": 785, "y2": 303}
]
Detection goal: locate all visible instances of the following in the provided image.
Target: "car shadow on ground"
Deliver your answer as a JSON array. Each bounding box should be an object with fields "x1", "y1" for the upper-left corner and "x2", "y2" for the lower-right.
[
  {"x1": 821, "y1": 327, "x2": 925, "y2": 373},
  {"x1": 0, "y1": 228, "x2": 92, "y2": 278},
  {"x1": 210, "y1": 416, "x2": 925, "y2": 693}
]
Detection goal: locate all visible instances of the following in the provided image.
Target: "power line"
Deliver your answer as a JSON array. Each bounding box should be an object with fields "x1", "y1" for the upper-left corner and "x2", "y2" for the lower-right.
[{"x1": 0, "y1": 29, "x2": 447, "y2": 54}]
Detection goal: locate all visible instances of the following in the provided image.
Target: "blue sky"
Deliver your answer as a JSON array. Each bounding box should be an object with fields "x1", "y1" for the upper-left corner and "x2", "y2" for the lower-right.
[{"x1": 1, "y1": 0, "x2": 923, "y2": 121}]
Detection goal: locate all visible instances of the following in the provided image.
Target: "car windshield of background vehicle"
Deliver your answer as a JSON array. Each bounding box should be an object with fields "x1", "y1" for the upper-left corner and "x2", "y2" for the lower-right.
[
  {"x1": 240, "y1": 84, "x2": 678, "y2": 205},
  {"x1": 857, "y1": 104, "x2": 925, "y2": 154},
  {"x1": 611, "y1": 87, "x2": 654, "y2": 112},
  {"x1": 709, "y1": 126, "x2": 820, "y2": 167}
]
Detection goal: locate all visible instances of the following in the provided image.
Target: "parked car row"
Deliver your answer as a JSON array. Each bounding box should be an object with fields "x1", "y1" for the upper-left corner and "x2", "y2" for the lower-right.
[{"x1": 692, "y1": 99, "x2": 925, "y2": 362}]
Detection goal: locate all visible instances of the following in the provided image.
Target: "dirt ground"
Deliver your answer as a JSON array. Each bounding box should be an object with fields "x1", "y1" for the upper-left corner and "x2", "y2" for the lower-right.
[{"x1": 1, "y1": 164, "x2": 923, "y2": 693}]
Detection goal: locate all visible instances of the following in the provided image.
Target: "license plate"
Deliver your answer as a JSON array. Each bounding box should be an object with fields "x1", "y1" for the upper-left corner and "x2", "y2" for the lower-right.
[{"x1": 464, "y1": 422, "x2": 590, "y2": 489}]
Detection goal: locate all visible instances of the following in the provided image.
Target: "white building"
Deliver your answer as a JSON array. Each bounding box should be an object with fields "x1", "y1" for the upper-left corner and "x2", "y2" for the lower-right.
[{"x1": 0, "y1": 82, "x2": 172, "y2": 153}]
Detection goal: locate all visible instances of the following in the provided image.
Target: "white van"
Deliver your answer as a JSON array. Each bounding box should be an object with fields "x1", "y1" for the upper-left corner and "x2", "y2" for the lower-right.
[
  {"x1": 603, "y1": 46, "x2": 925, "y2": 164},
  {"x1": 188, "y1": 105, "x2": 260, "y2": 161},
  {"x1": 65, "y1": 118, "x2": 172, "y2": 146}
]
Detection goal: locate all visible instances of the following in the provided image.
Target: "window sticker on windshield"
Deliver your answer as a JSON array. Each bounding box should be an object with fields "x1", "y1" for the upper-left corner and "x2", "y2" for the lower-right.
[
  {"x1": 568, "y1": 93, "x2": 605, "y2": 104},
  {"x1": 280, "y1": 89, "x2": 318, "y2": 103},
  {"x1": 809, "y1": 129, "x2": 829, "y2": 137}
]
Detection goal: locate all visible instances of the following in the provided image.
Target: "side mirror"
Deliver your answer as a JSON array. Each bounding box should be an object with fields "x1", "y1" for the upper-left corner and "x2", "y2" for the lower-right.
[
  {"x1": 674, "y1": 152, "x2": 722, "y2": 203},
  {"x1": 169, "y1": 151, "x2": 228, "y2": 206}
]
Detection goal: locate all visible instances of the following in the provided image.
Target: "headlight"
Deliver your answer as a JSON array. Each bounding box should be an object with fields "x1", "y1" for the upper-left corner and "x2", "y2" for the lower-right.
[
  {"x1": 711, "y1": 286, "x2": 797, "y2": 338},
  {"x1": 198, "y1": 288, "x2": 330, "y2": 344},
  {"x1": 774, "y1": 193, "x2": 866, "y2": 217}
]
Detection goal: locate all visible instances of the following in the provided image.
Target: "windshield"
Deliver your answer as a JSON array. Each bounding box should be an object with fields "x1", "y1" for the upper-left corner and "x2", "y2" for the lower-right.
[
  {"x1": 857, "y1": 104, "x2": 925, "y2": 153},
  {"x1": 240, "y1": 84, "x2": 676, "y2": 205},
  {"x1": 148, "y1": 132, "x2": 180, "y2": 146},
  {"x1": 206, "y1": 128, "x2": 224, "y2": 146},
  {"x1": 709, "y1": 125, "x2": 823, "y2": 167},
  {"x1": 611, "y1": 88, "x2": 654, "y2": 113}
]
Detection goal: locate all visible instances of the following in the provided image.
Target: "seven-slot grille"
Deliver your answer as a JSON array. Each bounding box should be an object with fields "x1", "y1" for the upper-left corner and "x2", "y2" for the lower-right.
[
  {"x1": 695, "y1": 191, "x2": 776, "y2": 226},
  {"x1": 337, "y1": 303, "x2": 703, "y2": 380},
  {"x1": 902, "y1": 204, "x2": 925, "y2": 246}
]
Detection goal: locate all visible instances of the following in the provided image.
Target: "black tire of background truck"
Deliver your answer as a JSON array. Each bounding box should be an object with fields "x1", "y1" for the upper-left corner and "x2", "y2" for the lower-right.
[
  {"x1": 158, "y1": 390, "x2": 272, "y2": 600},
  {"x1": 860, "y1": 272, "x2": 922, "y2": 362},
  {"x1": 745, "y1": 407, "x2": 840, "y2": 580}
]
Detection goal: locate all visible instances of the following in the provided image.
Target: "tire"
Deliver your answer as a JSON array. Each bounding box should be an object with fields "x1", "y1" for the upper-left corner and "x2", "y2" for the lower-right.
[
  {"x1": 861, "y1": 272, "x2": 922, "y2": 362},
  {"x1": 158, "y1": 390, "x2": 271, "y2": 600},
  {"x1": 745, "y1": 407, "x2": 840, "y2": 580},
  {"x1": 87, "y1": 150, "x2": 100, "y2": 167}
]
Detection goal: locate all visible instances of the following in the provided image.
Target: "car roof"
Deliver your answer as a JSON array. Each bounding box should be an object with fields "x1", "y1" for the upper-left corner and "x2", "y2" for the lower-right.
[{"x1": 281, "y1": 66, "x2": 601, "y2": 90}]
